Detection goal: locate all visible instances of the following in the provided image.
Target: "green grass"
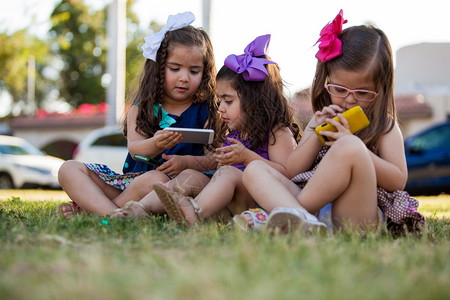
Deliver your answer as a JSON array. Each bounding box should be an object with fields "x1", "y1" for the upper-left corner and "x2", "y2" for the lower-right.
[{"x1": 0, "y1": 191, "x2": 449, "y2": 300}]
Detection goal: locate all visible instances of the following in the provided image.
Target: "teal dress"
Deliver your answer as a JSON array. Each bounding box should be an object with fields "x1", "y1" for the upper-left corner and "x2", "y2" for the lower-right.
[{"x1": 85, "y1": 102, "x2": 209, "y2": 190}]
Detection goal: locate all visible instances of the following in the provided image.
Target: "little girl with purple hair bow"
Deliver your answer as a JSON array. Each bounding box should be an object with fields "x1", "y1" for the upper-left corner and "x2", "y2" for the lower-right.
[{"x1": 131, "y1": 34, "x2": 301, "y2": 227}]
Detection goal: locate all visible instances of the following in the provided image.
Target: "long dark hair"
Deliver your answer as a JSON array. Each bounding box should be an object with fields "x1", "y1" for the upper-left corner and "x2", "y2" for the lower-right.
[
  {"x1": 123, "y1": 26, "x2": 225, "y2": 147},
  {"x1": 311, "y1": 25, "x2": 395, "y2": 151},
  {"x1": 217, "y1": 57, "x2": 301, "y2": 150}
]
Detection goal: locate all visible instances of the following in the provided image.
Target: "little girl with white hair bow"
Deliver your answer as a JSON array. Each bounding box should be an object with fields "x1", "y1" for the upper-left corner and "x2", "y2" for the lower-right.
[
  {"x1": 57, "y1": 12, "x2": 225, "y2": 218},
  {"x1": 125, "y1": 34, "x2": 301, "y2": 226}
]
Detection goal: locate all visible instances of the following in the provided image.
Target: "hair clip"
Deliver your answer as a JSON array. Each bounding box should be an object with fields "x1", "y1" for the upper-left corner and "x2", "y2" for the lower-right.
[
  {"x1": 315, "y1": 9, "x2": 348, "y2": 63},
  {"x1": 224, "y1": 34, "x2": 276, "y2": 81},
  {"x1": 141, "y1": 11, "x2": 195, "y2": 61}
]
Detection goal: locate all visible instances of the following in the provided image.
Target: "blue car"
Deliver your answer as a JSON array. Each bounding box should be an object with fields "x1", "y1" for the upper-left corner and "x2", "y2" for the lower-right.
[{"x1": 404, "y1": 120, "x2": 450, "y2": 195}]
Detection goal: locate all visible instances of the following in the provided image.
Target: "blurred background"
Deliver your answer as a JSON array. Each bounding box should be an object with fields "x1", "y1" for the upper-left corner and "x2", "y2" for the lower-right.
[{"x1": 0, "y1": 0, "x2": 449, "y2": 194}]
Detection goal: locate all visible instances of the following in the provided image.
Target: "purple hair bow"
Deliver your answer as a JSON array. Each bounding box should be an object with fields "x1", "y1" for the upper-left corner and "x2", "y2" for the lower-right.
[
  {"x1": 315, "y1": 9, "x2": 348, "y2": 63},
  {"x1": 224, "y1": 34, "x2": 276, "y2": 81}
]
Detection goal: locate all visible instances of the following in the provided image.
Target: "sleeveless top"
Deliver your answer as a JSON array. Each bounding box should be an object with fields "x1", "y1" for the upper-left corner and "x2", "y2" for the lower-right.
[
  {"x1": 122, "y1": 102, "x2": 209, "y2": 174},
  {"x1": 223, "y1": 130, "x2": 269, "y2": 169}
]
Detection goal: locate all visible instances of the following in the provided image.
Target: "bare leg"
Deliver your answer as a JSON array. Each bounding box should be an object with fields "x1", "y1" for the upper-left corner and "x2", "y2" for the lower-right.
[
  {"x1": 297, "y1": 136, "x2": 378, "y2": 231},
  {"x1": 242, "y1": 161, "x2": 303, "y2": 212},
  {"x1": 137, "y1": 169, "x2": 211, "y2": 218},
  {"x1": 195, "y1": 166, "x2": 254, "y2": 216},
  {"x1": 58, "y1": 160, "x2": 121, "y2": 216},
  {"x1": 173, "y1": 166, "x2": 253, "y2": 224},
  {"x1": 243, "y1": 135, "x2": 378, "y2": 232},
  {"x1": 112, "y1": 170, "x2": 171, "y2": 208},
  {"x1": 152, "y1": 167, "x2": 252, "y2": 225}
]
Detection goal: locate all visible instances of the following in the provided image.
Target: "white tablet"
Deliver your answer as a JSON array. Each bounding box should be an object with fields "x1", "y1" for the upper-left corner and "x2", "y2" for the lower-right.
[{"x1": 163, "y1": 127, "x2": 215, "y2": 144}]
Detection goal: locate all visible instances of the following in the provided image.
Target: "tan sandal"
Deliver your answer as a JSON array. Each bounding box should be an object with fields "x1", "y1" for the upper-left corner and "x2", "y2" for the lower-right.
[
  {"x1": 110, "y1": 201, "x2": 150, "y2": 218},
  {"x1": 153, "y1": 183, "x2": 203, "y2": 225},
  {"x1": 55, "y1": 202, "x2": 83, "y2": 219}
]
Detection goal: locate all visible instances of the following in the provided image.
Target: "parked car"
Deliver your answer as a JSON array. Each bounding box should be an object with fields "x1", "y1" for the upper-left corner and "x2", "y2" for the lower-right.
[
  {"x1": 404, "y1": 120, "x2": 450, "y2": 195},
  {"x1": 0, "y1": 135, "x2": 65, "y2": 189},
  {"x1": 73, "y1": 127, "x2": 128, "y2": 173}
]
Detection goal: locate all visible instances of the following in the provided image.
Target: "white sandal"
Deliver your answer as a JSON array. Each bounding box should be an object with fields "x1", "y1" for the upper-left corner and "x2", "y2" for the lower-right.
[
  {"x1": 266, "y1": 207, "x2": 328, "y2": 235},
  {"x1": 232, "y1": 208, "x2": 268, "y2": 232}
]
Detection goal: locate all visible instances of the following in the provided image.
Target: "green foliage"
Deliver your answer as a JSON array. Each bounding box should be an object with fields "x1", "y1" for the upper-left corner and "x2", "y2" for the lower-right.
[
  {"x1": 0, "y1": 30, "x2": 53, "y2": 108},
  {"x1": 0, "y1": 196, "x2": 449, "y2": 300},
  {"x1": 49, "y1": 0, "x2": 107, "y2": 107},
  {"x1": 125, "y1": 19, "x2": 162, "y2": 101},
  {"x1": 0, "y1": 0, "x2": 161, "y2": 111}
]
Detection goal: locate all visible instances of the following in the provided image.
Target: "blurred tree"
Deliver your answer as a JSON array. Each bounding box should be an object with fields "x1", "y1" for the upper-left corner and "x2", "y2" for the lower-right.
[
  {"x1": 0, "y1": 0, "x2": 161, "y2": 112},
  {"x1": 49, "y1": 0, "x2": 107, "y2": 107},
  {"x1": 0, "y1": 30, "x2": 53, "y2": 114},
  {"x1": 125, "y1": 19, "x2": 162, "y2": 101},
  {"x1": 49, "y1": 0, "x2": 160, "y2": 108}
]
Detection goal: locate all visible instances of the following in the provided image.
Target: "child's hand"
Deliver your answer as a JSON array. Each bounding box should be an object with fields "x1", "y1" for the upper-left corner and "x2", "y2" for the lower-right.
[
  {"x1": 156, "y1": 154, "x2": 187, "y2": 177},
  {"x1": 314, "y1": 104, "x2": 343, "y2": 126},
  {"x1": 154, "y1": 130, "x2": 183, "y2": 150},
  {"x1": 214, "y1": 138, "x2": 248, "y2": 167},
  {"x1": 319, "y1": 113, "x2": 352, "y2": 146}
]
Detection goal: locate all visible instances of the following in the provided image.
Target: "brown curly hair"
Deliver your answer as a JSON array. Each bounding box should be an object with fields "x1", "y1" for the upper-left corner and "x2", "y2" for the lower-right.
[
  {"x1": 123, "y1": 26, "x2": 225, "y2": 148},
  {"x1": 217, "y1": 57, "x2": 301, "y2": 150}
]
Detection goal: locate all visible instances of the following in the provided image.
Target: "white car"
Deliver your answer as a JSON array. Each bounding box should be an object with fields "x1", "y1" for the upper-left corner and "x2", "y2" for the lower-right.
[
  {"x1": 0, "y1": 135, "x2": 65, "y2": 189},
  {"x1": 73, "y1": 126, "x2": 128, "y2": 173}
]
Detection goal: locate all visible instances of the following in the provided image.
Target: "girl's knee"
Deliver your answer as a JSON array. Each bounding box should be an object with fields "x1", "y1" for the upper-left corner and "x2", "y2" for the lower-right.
[
  {"x1": 331, "y1": 135, "x2": 368, "y2": 159},
  {"x1": 244, "y1": 160, "x2": 270, "y2": 176},
  {"x1": 242, "y1": 160, "x2": 270, "y2": 186},
  {"x1": 178, "y1": 169, "x2": 200, "y2": 178},
  {"x1": 58, "y1": 160, "x2": 86, "y2": 179},
  {"x1": 216, "y1": 165, "x2": 239, "y2": 174},
  {"x1": 213, "y1": 166, "x2": 242, "y2": 182},
  {"x1": 138, "y1": 170, "x2": 169, "y2": 186}
]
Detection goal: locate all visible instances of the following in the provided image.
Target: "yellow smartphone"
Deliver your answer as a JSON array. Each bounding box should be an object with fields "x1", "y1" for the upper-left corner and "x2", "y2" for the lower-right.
[{"x1": 315, "y1": 106, "x2": 370, "y2": 146}]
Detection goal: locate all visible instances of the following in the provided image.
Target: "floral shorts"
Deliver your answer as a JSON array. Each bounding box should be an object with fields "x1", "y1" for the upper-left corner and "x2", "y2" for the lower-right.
[{"x1": 85, "y1": 163, "x2": 144, "y2": 191}]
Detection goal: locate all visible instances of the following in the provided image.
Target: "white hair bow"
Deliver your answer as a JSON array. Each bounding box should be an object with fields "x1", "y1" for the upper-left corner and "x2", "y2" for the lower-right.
[{"x1": 141, "y1": 11, "x2": 195, "y2": 61}]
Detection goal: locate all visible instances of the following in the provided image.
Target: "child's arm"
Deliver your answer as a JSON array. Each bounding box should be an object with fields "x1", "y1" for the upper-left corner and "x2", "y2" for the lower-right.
[
  {"x1": 286, "y1": 105, "x2": 349, "y2": 178},
  {"x1": 156, "y1": 138, "x2": 220, "y2": 176},
  {"x1": 214, "y1": 126, "x2": 297, "y2": 177},
  {"x1": 368, "y1": 123, "x2": 408, "y2": 191},
  {"x1": 286, "y1": 120, "x2": 323, "y2": 178},
  {"x1": 126, "y1": 105, "x2": 183, "y2": 158},
  {"x1": 156, "y1": 153, "x2": 218, "y2": 177},
  {"x1": 265, "y1": 126, "x2": 298, "y2": 176}
]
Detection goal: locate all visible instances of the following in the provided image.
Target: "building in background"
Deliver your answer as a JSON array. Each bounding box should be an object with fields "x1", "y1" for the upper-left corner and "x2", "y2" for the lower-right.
[
  {"x1": 394, "y1": 43, "x2": 450, "y2": 136},
  {"x1": 291, "y1": 43, "x2": 450, "y2": 138}
]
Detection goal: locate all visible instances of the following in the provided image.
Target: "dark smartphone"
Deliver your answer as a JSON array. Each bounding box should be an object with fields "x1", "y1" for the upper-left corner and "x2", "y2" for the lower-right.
[{"x1": 133, "y1": 154, "x2": 163, "y2": 167}]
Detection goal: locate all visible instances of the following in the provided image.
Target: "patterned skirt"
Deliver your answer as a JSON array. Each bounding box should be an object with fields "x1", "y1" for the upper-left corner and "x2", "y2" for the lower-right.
[{"x1": 85, "y1": 163, "x2": 144, "y2": 191}]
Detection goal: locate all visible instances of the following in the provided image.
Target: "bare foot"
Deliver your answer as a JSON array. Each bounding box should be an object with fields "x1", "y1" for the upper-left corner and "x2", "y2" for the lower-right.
[{"x1": 55, "y1": 202, "x2": 83, "y2": 219}]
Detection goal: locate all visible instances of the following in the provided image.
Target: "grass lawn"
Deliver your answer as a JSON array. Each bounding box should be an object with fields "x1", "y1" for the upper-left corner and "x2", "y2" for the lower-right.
[{"x1": 0, "y1": 190, "x2": 449, "y2": 300}]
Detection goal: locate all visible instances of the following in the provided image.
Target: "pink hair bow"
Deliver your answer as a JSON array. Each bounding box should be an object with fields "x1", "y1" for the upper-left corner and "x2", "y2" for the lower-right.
[
  {"x1": 315, "y1": 9, "x2": 348, "y2": 63},
  {"x1": 224, "y1": 34, "x2": 276, "y2": 81}
]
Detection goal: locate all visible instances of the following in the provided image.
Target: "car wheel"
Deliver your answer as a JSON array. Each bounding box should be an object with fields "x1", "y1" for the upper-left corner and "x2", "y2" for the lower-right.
[{"x1": 0, "y1": 173, "x2": 14, "y2": 189}]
